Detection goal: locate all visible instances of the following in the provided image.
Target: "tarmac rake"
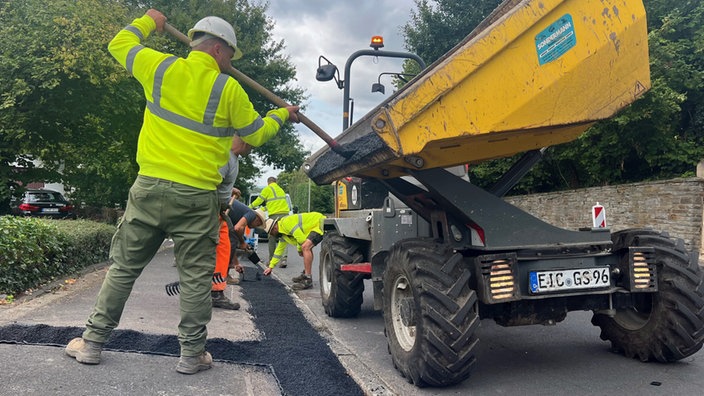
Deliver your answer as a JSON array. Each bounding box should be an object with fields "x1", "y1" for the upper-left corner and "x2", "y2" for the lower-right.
[{"x1": 164, "y1": 272, "x2": 226, "y2": 296}]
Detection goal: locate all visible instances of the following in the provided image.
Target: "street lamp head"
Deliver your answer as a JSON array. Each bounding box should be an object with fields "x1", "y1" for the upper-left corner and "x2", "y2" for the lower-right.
[{"x1": 371, "y1": 82, "x2": 385, "y2": 94}]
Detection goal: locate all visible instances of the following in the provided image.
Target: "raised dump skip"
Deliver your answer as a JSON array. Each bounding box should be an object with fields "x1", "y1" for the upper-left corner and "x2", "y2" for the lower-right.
[{"x1": 304, "y1": 0, "x2": 650, "y2": 185}]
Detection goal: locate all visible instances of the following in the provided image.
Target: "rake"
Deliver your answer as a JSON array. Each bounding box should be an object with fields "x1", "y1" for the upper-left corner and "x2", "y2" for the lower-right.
[{"x1": 164, "y1": 272, "x2": 226, "y2": 296}]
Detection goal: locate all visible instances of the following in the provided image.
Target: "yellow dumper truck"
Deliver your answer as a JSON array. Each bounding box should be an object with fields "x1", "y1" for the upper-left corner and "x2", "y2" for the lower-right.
[{"x1": 304, "y1": 0, "x2": 704, "y2": 387}]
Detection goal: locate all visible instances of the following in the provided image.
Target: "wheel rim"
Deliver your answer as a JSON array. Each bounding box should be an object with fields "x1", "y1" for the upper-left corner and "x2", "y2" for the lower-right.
[
  {"x1": 321, "y1": 249, "x2": 333, "y2": 297},
  {"x1": 391, "y1": 274, "x2": 416, "y2": 351}
]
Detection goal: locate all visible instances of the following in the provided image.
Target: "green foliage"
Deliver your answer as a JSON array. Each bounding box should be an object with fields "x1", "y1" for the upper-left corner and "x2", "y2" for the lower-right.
[
  {"x1": 0, "y1": 216, "x2": 64, "y2": 295},
  {"x1": 0, "y1": 0, "x2": 139, "y2": 208},
  {"x1": 402, "y1": 0, "x2": 501, "y2": 62},
  {"x1": 1, "y1": 0, "x2": 307, "y2": 211},
  {"x1": 50, "y1": 218, "x2": 115, "y2": 270},
  {"x1": 277, "y1": 170, "x2": 334, "y2": 214},
  {"x1": 0, "y1": 216, "x2": 114, "y2": 295}
]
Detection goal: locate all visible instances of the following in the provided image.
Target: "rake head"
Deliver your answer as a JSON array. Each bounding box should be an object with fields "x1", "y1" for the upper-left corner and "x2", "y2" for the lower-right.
[
  {"x1": 247, "y1": 250, "x2": 261, "y2": 265},
  {"x1": 165, "y1": 272, "x2": 226, "y2": 296}
]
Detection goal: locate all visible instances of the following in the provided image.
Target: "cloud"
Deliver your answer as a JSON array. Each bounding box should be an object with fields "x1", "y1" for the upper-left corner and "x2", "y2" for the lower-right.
[{"x1": 249, "y1": 1, "x2": 418, "y2": 186}]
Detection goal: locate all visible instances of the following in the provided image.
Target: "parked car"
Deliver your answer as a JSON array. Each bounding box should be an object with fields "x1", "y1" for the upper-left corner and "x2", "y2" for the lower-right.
[{"x1": 12, "y1": 189, "x2": 76, "y2": 219}]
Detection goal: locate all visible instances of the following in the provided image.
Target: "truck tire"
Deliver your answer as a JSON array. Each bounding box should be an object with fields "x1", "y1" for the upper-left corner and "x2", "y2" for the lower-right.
[
  {"x1": 592, "y1": 229, "x2": 704, "y2": 361},
  {"x1": 319, "y1": 231, "x2": 365, "y2": 318},
  {"x1": 382, "y1": 238, "x2": 478, "y2": 387}
]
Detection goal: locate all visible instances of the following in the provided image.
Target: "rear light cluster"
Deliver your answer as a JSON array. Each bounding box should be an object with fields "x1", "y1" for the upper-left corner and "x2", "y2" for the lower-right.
[
  {"x1": 18, "y1": 203, "x2": 73, "y2": 213},
  {"x1": 628, "y1": 247, "x2": 657, "y2": 292},
  {"x1": 475, "y1": 253, "x2": 519, "y2": 303},
  {"x1": 18, "y1": 203, "x2": 40, "y2": 212}
]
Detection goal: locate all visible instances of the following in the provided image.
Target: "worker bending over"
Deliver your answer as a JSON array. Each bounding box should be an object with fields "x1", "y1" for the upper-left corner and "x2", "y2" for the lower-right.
[{"x1": 262, "y1": 212, "x2": 325, "y2": 290}]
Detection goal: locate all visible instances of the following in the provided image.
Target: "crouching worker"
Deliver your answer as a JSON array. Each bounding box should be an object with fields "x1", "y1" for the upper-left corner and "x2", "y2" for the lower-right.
[
  {"x1": 262, "y1": 212, "x2": 326, "y2": 290},
  {"x1": 226, "y1": 199, "x2": 267, "y2": 281}
]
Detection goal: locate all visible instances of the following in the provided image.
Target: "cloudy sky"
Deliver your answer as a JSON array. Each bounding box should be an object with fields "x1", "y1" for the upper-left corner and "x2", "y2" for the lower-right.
[{"x1": 251, "y1": 0, "x2": 419, "y2": 185}]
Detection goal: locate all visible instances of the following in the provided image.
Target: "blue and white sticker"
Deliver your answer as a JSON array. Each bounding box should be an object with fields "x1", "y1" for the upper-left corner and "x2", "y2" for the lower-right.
[{"x1": 535, "y1": 14, "x2": 576, "y2": 65}]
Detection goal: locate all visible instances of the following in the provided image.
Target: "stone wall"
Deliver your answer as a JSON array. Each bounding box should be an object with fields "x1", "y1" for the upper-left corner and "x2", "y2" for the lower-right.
[{"x1": 504, "y1": 177, "x2": 704, "y2": 253}]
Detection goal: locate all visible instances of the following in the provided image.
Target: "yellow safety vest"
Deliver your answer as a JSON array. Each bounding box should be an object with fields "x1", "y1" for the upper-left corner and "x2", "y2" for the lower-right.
[
  {"x1": 270, "y1": 212, "x2": 326, "y2": 268},
  {"x1": 108, "y1": 15, "x2": 289, "y2": 190},
  {"x1": 249, "y1": 182, "x2": 290, "y2": 215}
]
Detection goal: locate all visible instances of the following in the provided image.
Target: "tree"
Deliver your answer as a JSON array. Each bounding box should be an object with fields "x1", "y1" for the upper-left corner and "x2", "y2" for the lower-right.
[
  {"x1": 277, "y1": 169, "x2": 334, "y2": 215},
  {"x1": 403, "y1": 0, "x2": 501, "y2": 62},
  {"x1": 0, "y1": 0, "x2": 139, "y2": 209},
  {"x1": 0, "y1": 0, "x2": 308, "y2": 212}
]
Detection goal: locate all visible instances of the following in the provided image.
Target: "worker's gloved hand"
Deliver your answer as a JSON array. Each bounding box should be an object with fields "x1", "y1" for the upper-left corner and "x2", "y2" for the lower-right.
[
  {"x1": 235, "y1": 264, "x2": 244, "y2": 274},
  {"x1": 263, "y1": 268, "x2": 272, "y2": 276}
]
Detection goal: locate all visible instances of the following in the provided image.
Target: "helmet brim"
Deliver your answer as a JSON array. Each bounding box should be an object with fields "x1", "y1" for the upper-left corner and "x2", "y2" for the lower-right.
[{"x1": 232, "y1": 47, "x2": 243, "y2": 60}]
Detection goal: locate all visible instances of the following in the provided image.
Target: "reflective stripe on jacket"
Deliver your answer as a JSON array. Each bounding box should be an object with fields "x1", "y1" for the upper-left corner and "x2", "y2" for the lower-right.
[
  {"x1": 249, "y1": 182, "x2": 290, "y2": 215},
  {"x1": 108, "y1": 15, "x2": 289, "y2": 190},
  {"x1": 269, "y1": 212, "x2": 325, "y2": 268}
]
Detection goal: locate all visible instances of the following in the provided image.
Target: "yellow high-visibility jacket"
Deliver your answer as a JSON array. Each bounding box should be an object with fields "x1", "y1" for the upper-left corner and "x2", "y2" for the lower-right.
[
  {"x1": 249, "y1": 182, "x2": 290, "y2": 215},
  {"x1": 269, "y1": 212, "x2": 326, "y2": 268},
  {"x1": 108, "y1": 15, "x2": 289, "y2": 190}
]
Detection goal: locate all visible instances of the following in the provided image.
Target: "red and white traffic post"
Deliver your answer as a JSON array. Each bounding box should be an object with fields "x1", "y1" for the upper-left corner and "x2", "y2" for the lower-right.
[{"x1": 592, "y1": 202, "x2": 606, "y2": 228}]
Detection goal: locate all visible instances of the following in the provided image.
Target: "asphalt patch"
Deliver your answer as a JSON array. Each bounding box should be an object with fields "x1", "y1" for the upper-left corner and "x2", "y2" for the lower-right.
[{"x1": 0, "y1": 276, "x2": 362, "y2": 396}]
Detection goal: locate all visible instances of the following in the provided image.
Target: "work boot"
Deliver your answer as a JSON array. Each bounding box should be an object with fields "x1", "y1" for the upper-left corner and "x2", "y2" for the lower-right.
[
  {"x1": 211, "y1": 290, "x2": 240, "y2": 310},
  {"x1": 65, "y1": 337, "x2": 103, "y2": 365},
  {"x1": 226, "y1": 274, "x2": 240, "y2": 285},
  {"x1": 292, "y1": 271, "x2": 307, "y2": 283},
  {"x1": 176, "y1": 351, "x2": 213, "y2": 374},
  {"x1": 291, "y1": 276, "x2": 313, "y2": 290},
  {"x1": 279, "y1": 258, "x2": 287, "y2": 268}
]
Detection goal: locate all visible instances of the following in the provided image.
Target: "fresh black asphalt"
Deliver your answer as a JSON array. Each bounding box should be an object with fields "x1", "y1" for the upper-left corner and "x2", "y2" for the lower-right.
[{"x1": 0, "y1": 258, "x2": 363, "y2": 396}]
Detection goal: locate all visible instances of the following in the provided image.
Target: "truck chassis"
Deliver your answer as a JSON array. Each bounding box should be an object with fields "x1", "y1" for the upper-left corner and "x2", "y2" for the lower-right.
[{"x1": 319, "y1": 169, "x2": 704, "y2": 387}]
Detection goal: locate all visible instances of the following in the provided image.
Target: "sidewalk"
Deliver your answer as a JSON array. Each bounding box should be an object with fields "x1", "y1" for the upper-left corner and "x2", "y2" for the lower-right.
[{"x1": 0, "y1": 242, "x2": 363, "y2": 396}]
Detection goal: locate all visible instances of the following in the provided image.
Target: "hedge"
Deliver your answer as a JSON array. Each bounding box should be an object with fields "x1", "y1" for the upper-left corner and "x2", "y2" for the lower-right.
[{"x1": 0, "y1": 216, "x2": 115, "y2": 296}]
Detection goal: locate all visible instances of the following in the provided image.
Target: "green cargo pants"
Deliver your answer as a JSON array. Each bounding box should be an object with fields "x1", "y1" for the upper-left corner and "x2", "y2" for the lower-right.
[{"x1": 83, "y1": 175, "x2": 219, "y2": 357}]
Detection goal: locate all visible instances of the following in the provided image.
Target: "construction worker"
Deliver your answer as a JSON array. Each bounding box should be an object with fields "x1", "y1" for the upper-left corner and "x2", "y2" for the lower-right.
[
  {"x1": 65, "y1": 9, "x2": 299, "y2": 375},
  {"x1": 262, "y1": 212, "x2": 326, "y2": 290},
  {"x1": 229, "y1": 201, "x2": 266, "y2": 251},
  {"x1": 249, "y1": 177, "x2": 291, "y2": 267},
  {"x1": 224, "y1": 201, "x2": 267, "y2": 283}
]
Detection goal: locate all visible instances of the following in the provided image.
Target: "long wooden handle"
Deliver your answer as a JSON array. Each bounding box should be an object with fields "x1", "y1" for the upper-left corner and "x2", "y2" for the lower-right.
[{"x1": 162, "y1": 23, "x2": 345, "y2": 153}]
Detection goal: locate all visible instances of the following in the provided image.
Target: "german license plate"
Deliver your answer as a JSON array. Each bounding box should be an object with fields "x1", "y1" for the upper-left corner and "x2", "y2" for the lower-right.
[
  {"x1": 43, "y1": 208, "x2": 59, "y2": 213},
  {"x1": 529, "y1": 267, "x2": 610, "y2": 294}
]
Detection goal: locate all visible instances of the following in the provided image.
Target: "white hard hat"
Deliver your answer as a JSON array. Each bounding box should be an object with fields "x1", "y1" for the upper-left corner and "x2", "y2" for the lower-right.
[
  {"x1": 188, "y1": 16, "x2": 243, "y2": 60},
  {"x1": 253, "y1": 209, "x2": 267, "y2": 227}
]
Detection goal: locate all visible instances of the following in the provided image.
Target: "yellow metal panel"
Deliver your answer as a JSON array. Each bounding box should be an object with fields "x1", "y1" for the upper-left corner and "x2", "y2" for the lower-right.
[
  {"x1": 303, "y1": 0, "x2": 651, "y2": 185},
  {"x1": 373, "y1": 0, "x2": 649, "y2": 163}
]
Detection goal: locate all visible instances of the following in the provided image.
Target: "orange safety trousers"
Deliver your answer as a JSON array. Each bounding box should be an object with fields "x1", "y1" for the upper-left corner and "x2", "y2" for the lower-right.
[{"x1": 212, "y1": 218, "x2": 230, "y2": 291}]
